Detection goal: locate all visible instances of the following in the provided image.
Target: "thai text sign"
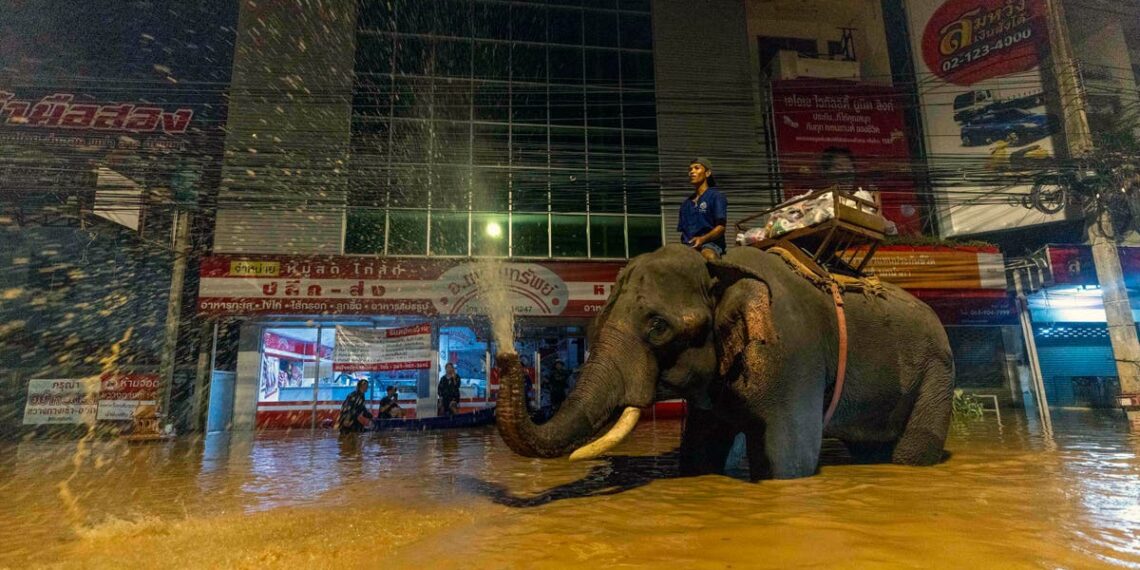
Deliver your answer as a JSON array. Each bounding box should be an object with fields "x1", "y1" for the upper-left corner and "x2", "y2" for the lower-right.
[
  {"x1": 96, "y1": 373, "x2": 160, "y2": 421},
  {"x1": 23, "y1": 379, "x2": 100, "y2": 425},
  {"x1": 854, "y1": 246, "x2": 1007, "y2": 289},
  {"x1": 333, "y1": 324, "x2": 432, "y2": 372},
  {"x1": 198, "y1": 256, "x2": 624, "y2": 317}
]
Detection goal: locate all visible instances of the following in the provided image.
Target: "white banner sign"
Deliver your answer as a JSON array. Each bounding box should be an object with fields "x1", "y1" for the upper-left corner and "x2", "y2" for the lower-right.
[
  {"x1": 23, "y1": 378, "x2": 100, "y2": 425},
  {"x1": 96, "y1": 373, "x2": 160, "y2": 421},
  {"x1": 906, "y1": 0, "x2": 1065, "y2": 236},
  {"x1": 333, "y1": 323, "x2": 432, "y2": 372}
]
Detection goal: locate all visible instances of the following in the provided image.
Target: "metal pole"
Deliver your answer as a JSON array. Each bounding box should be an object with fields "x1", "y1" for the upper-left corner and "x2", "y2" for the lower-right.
[
  {"x1": 158, "y1": 209, "x2": 191, "y2": 425},
  {"x1": 1017, "y1": 294, "x2": 1052, "y2": 434},
  {"x1": 312, "y1": 326, "x2": 322, "y2": 430},
  {"x1": 1045, "y1": 0, "x2": 1140, "y2": 430}
]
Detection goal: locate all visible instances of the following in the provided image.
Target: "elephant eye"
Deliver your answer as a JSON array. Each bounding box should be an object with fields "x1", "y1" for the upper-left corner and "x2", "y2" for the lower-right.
[{"x1": 648, "y1": 316, "x2": 670, "y2": 336}]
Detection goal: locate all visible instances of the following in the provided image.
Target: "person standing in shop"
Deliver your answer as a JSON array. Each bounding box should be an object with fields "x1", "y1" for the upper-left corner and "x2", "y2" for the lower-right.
[{"x1": 438, "y1": 363, "x2": 462, "y2": 416}]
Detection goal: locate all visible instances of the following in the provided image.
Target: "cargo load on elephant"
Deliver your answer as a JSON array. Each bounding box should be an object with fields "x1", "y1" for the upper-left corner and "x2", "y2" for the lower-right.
[{"x1": 735, "y1": 185, "x2": 889, "y2": 279}]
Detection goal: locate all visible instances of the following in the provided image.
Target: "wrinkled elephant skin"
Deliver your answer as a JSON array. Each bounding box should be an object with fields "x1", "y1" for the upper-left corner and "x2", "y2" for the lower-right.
[{"x1": 495, "y1": 244, "x2": 955, "y2": 481}]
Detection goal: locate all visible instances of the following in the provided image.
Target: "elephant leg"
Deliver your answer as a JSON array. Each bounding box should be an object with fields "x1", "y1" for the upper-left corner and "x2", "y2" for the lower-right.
[
  {"x1": 843, "y1": 441, "x2": 895, "y2": 464},
  {"x1": 747, "y1": 411, "x2": 823, "y2": 480},
  {"x1": 891, "y1": 363, "x2": 953, "y2": 466},
  {"x1": 679, "y1": 407, "x2": 739, "y2": 476}
]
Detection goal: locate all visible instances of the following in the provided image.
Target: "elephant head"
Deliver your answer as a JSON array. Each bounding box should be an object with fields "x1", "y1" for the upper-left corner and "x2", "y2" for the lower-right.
[{"x1": 495, "y1": 244, "x2": 771, "y2": 460}]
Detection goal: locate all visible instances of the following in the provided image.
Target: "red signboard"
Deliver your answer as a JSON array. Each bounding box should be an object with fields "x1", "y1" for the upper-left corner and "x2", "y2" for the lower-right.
[
  {"x1": 921, "y1": 0, "x2": 1047, "y2": 86},
  {"x1": 1045, "y1": 245, "x2": 1140, "y2": 288},
  {"x1": 771, "y1": 80, "x2": 923, "y2": 235}
]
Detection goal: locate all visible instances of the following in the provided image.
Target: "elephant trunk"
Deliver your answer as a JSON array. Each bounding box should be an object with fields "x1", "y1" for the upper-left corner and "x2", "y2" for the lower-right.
[{"x1": 495, "y1": 329, "x2": 651, "y2": 459}]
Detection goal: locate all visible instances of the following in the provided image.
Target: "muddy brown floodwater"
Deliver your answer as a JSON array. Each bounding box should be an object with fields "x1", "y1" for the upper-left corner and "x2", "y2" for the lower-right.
[{"x1": 2, "y1": 410, "x2": 1139, "y2": 569}]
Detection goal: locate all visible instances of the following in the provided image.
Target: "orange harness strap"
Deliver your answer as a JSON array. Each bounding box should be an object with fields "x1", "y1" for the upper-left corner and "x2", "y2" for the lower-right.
[{"x1": 823, "y1": 282, "x2": 848, "y2": 427}]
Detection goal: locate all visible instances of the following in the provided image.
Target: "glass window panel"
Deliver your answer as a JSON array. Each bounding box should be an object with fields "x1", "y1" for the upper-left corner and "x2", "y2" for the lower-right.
[
  {"x1": 549, "y1": 87, "x2": 584, "y2": 126},
  {"x1": 387, "y1": 210, "x2": 429, "y2": 255},
  {"x1": 345, "y1": 210, "x2": 387, "y2": 254},
  {"x1": 352, "y1": 75, "x2": 393, "y2": 117},
  {"x1": 472, "y1": 168, "x2": 510, "y2": 211},
  {"x1": 583, "y1": 0, "x2": 617, "y2": 9},
  {"x1": 511, "y1": 125, "x2": 548, "y2": 167},
  {"x1": 511, "y1": 85, "x2": 548, "y2": 125},
  {"x1": 586, "y1": 89, "x2": 621, "y2": 128},
  {"x1": 512, "y1": 213, "x2": 549, "y2": 257},
  {"x1": 355, "y1": 34, "x2": 393, "y2": 75},
  {"x1": 436, "y1": 39, "x2": 472, "y2": 78},
  {"x1": 390, "y1": 119, "x2": 431, "y2": 164},
  {"x1": 436, "y1": 0, "x2": 473, "y2": 38},
  {"x1": 627, "y1": 215, "x2": 662, "y2": 256},
  {"x1": 349, "y1": 164, "x2": 389, "y2": 207},
  {"x1": 260, "y1": 328, "x2": 321, "y2": 404},
  {"x1": 431, "y1": 211, "x2": 470, "y2": 255},
  {"x1": 549, "y1": 126, "x2": 587, "y2": 212},
  {"x1": 434, "y1": 121, "x2": 472, "y2": 165},
  {"x1": 473, "y1": 124, "x2": 510, "y2": 165},
  {"x1": 389, "y1": 165, "x2": 429, "y2": 206},
  {"x1": 350, "y1": 119, "x2": 390, "y2": 165},
  {"x1": 473, "y1": 1, "x2": 511, "y2": 40},
  {"x1": 619, "y1": 0, "x2": 650, "y2": 10},
  {"x1": 358, "y1": 2, "x2": 396, "y2": 30},
  {"x1": 549, "y1": 0, "x2": 583, "y2": 6},
  {"x1": 433, "y1": 78, "x2": 472, "y2": 122},
  {"x1": 396, "y1": 0, "x2": 434, "y2": 33},
  {"x1": 473, "y1": 42, "x2": 510, "y2": 80},
  {"x1": 512, "y1": 169, "x2": 549, "y2": 211},
  {"x1": 587, "y1": 128, "x2": 622, "y2": 164},
  {"x1": 473, "y1": 81, "x2": 510, "y2": 122},
  {"x1": 433, "y1": 166, "x2": 470, "y2": 209},
  {"x1": 547, "y1": 8, "x2": 583, "y2": 45},
  {"x1": 551, "y1": 214, "x2": 588, "y2": 257},
  {"x1": 588, "y1": 165, "x2": 623, "y2": 213},
  {"x1": 620, "y1": 51, "x2": 653, "y2": 88},
  {"x1": 393, "y1": 77, "x2": 431, "y2": 119},
  {"x1": 621, "y1": 90, "x2": 657, "y2": 130},
  {"x1": 472, "y1": 213, "x2": 509, "y2": 256},
  {"x1": 582, "y1": 10, "x2": 618, "y2": 47},
  {"x1": 584, "y1": 49, "x2": 620, "y2": 86},
  {"x1": 511, "y1": 43, "x2": 547, "y2": 82},
  {"x1": 396, "y1": 36, "x2": 431, "y2": 76},
  {"x1": 511, "y1": 4, "x2": 547, "y2": 42},
  {"x1": 548, "y1": 46, "x2": 583, "y2": 84},
  {"x1": 590, "y1": 214, "x2": 625, "y2": 258},
  {"x1": 619, "y1": 13, "x2": 652, "y2": 50},
  {"x1": 625, "y1": 178, "x2": 659, "y2": 214}
]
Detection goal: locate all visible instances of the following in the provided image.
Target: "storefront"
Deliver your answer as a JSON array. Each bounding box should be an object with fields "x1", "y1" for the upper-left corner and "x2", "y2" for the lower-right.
[
  {"x1": 198, "y1": 255, "x2": 621, "y2": 429},
  {"x1": 1016, "y1": 245, "x2": 1140, "y2": 408}
]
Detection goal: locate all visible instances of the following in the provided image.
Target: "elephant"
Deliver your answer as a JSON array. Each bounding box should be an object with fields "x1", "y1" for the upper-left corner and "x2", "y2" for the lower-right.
[{"x1": 495, "y1": 243, "x2": 955, "y2": 481}]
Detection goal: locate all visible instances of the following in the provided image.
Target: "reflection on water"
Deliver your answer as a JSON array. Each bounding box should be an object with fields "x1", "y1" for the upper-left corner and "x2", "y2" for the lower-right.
[{"x1": 2, "y1": 410, "x2": 1139, "y2": 569}]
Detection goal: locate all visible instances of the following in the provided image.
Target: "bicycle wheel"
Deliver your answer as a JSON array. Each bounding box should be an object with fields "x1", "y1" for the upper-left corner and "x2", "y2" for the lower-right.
[{"x1": 1031, "y1": 175, "x2": 1068, "y2": 214}]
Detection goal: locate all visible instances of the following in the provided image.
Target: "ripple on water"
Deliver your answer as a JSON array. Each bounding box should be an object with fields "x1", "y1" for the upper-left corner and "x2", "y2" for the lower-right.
[{"x1": 2, "y1": 410, "x2": 1139, "y2": 569}]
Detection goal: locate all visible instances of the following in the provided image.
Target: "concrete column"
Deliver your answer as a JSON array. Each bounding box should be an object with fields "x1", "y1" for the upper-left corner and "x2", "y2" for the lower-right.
[
  {"x1": 231, "y1": 321, "x2": 261, "y2": 431},
  {"x1": 1047, "y1": 0, "x2": 1140, "y2": 430}
]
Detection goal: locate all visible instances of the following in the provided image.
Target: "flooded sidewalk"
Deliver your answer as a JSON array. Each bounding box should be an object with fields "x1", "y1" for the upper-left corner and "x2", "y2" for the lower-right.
[{"x1": 2, "y1": 411, "x2": 1138, "y2": 569}]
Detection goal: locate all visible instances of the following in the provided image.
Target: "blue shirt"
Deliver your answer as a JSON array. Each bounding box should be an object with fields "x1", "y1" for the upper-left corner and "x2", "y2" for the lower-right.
[{"x1": 678, "y1": 187, "x2": 727, "y2": 249}]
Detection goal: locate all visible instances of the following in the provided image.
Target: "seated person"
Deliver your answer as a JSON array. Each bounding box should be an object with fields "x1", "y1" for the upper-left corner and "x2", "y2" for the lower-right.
[
  {"x1": 337, "y1": 379, "x2": 373, "y2": 434},
  {"x1": 377, "y1": 385, "x2": 403, "y2": 419}
]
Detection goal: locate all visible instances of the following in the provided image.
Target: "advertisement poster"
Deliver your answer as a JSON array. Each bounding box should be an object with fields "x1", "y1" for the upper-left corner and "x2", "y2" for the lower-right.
[
  {"x1": 96, "y1": 373, "x2": 160, "y2": 421},
  {"x1": 23, "y1": 378, "x2": 100, "y2": 425},
  {"x1": 333, "y1": 324, "x2": 433, "y2": 372},
  {"x1": 771, "y1": 80, "x2": 923, "y2": 235},
  {"x1": 906, "y1": 0, "x2": 1063, "y2": 236}
]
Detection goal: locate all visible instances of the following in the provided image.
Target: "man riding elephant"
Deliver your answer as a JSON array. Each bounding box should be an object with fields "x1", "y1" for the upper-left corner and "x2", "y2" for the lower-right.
[{"x1": 495, "y1": 244, "x2": 954, "y2": 481}]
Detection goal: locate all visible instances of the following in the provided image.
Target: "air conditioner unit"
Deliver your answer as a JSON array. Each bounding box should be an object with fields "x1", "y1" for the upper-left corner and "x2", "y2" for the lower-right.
[{"x1": 771, "y1": 50, "x2": 860, "y2": 81}]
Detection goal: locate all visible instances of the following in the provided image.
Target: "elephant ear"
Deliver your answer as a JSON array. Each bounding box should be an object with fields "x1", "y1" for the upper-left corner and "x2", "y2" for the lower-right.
[{"x1": 707, "y1": 259, "x2": 777, "y2": 377}]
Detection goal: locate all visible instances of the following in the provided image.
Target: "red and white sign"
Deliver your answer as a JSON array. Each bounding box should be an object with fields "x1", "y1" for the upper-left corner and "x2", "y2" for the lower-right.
[
  {"x1": 333, "y1": 324, "x2": 433, "y2": 372},
  {"x1": 23, "y1": 378, "x2": 100, "y2": 425},
  {"x1": 771, "y1": 80, "x2": 923, "y2": 235},
  {"x1": 96, "y1": 372, "x2": 160, "y2": 421},
  {"x1": 197, "y1": 257, "x2": 624, "y2": 317},
  {"x1": 906, "y1": 0, "x2": 1062, "y2": 236}
]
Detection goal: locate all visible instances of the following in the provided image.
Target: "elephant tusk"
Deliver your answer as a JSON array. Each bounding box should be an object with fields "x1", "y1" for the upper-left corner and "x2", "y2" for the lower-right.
[{"x1": 568, "y1": 407, "x2": 641, "y2": 462}]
